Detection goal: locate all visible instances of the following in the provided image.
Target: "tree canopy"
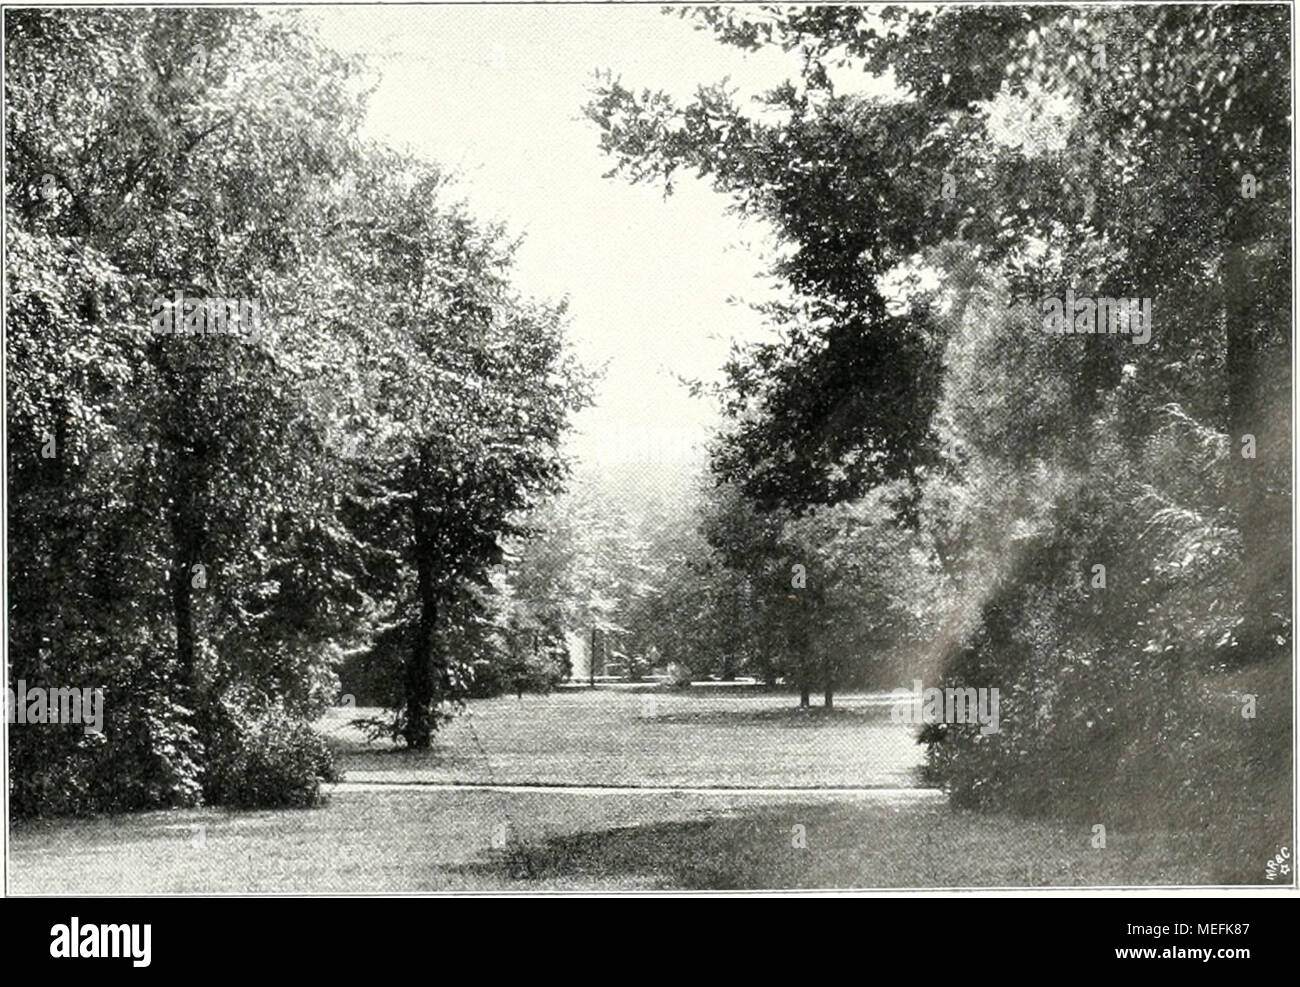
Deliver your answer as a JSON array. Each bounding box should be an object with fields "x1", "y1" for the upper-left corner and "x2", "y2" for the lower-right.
[{"x1": 6, "y1": 7, "x2": 590, "y2": 813}]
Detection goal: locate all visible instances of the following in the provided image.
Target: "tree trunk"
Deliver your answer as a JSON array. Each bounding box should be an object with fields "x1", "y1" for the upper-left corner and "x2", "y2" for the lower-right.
[
  {"x1": 167, "y1": 467, "x2": 204, "y2": 706},
  {"x1": 822, "y1": 655, "x2": 834, "y2": 709},
  {"x1": 404, "y1": 467, "x2": 440, "y2": 749},
  {"x1": 404, "y1": 548, "x2": 439, "y2": 749},
  {"x1": 799, "y1": 683, "x2": 810, "y2": 708},
  {"x1": 162, "y1": 364, "x2": 209, "y2": 711},
  {"x1": 170, "y1": 556, "x2": 196, "y2": 699}
]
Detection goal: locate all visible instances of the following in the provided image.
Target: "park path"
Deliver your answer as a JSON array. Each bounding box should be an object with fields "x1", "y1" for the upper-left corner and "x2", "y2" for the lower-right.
[{"x1": 331, "y1": 780, "x2": 943, "y2": 796}]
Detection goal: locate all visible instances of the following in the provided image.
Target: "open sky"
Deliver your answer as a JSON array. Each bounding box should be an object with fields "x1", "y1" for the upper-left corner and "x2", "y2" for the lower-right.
[{"x1": 307, "y1": 4, "x2": 813, "y2": 489}]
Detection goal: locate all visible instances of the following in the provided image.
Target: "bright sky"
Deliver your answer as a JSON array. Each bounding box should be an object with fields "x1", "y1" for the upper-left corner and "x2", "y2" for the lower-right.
[{"x1": 305, "y1": 5, "x2": 798, "y2": 484}]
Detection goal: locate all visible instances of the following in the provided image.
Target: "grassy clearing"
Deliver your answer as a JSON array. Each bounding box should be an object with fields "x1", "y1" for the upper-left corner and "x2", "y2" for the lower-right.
[
  {"x1": 322, "y1": 688, "x2": 925, "y2": 788},
  {"x1": 8, "y1": 687, "x2": 1244, "y2": 891},
  {"x1": 10, "y1": 788, "x2": 1225, "y2": 893}
]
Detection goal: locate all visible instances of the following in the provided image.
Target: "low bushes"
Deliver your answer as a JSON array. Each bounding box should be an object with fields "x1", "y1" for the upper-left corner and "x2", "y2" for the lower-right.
[{"x1": 199, "y1": 690, "x2": 340, "y2": 810}]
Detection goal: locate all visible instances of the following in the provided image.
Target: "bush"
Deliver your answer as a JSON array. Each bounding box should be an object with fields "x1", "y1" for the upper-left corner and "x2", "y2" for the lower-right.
[
  {"x1": 9, "y1": 662, "x2": 205, "y2": 819},
  {"x1": 200, "y1": 691, "x2": 340, "y2": 809},
  {"x1": 469, "y1": 643, "x2": 570, "y2": 699},
  {"x1": 922, "y1": 504, "x2": 1292, "y2": 881}
]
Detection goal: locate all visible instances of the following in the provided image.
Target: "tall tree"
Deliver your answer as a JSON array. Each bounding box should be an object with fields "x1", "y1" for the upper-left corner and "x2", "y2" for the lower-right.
[{"x1": 329, "y1": 157, "x2": 591, "y2": 747}]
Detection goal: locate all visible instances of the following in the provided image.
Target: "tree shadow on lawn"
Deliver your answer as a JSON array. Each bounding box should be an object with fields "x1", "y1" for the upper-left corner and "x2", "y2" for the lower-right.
[
  {"x1": 447, "y1": 798, "x2": 1222, "y2": 889},
  {"x1": 454, "y1": 802, "x2": 836, "y2": 889},
  {"x1": 320, "y1": 718, "x2": 484, "y2": 774},
  {"x1": 642, "y1": 706, "x2": 889, "y2": 728}
]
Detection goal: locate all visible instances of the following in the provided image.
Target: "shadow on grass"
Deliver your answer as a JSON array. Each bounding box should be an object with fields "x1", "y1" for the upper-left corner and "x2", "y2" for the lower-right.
[
  {"x1": 638, "y1": 705, "x2": 894, "y2": 728},
  {"x1": 450, "y1": 797, "x2": 1242, "y2": 889},
  {"x1": 456, "y1": 803, "x2": 835, "y2": 889},
  {"x1": 321, "y1": 724, "x2": 484, "y2": 774}
]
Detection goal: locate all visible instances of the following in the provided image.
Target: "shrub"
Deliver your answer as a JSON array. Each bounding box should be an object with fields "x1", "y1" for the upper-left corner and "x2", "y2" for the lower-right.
[
  {"x1": 9, "y1": 662, "x2": 205, "y2": 819},
  {"x1": 922, "y1": 487, "x2": 1292, "y2": 880},
  {"x1": 200, "y1": 691, "x2": 340, "y2": 809}
]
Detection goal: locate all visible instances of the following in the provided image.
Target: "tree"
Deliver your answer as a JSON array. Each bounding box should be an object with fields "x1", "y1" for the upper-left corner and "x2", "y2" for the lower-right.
[
  {"x1": 5, "y1": 7, "x2": 592, "y2": 809},
  {"x1": 324, "y1": 155, "x2": 591, "y2": 747},
  {"x1": 7, "y1": 7, "x2": 373, "y2": 810},
  {"x1": 586, "y1": 57, "x2": 947, "y2": 512}
]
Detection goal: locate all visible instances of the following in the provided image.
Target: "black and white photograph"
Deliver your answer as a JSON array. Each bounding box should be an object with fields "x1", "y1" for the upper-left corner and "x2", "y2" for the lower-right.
[{"x1": 2, "y1": 0, "x2": 1295, "y2": 904}]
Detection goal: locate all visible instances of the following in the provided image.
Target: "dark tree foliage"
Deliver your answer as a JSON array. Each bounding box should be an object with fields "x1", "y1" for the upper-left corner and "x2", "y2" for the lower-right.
[{"x1": 6, "y1": 8, "x2": 590, "y2": 812}]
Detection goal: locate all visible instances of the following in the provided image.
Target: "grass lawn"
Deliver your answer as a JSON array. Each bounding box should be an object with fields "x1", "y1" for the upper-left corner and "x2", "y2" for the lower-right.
[
  {"x1": 9, "y1": 788, "x2": 1223, "y2": 892},
  {"x1": 322, "y1": 687, "x2": 925, "y2": 788},
  {"x1": 8, "y1": 687, "x2": 1241, "y2": 891}
]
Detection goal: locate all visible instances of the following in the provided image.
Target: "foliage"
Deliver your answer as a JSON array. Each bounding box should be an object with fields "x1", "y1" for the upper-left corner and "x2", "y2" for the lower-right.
[
  {"x1": 199, "y1": 688, "x2": 339, "y2": 810},
  {"x1": 6, "y1": 7, "x2": 589, "y2": 812},
  {"x1": 588, "y1": 3, "x2": 1291, "y2": 859}
]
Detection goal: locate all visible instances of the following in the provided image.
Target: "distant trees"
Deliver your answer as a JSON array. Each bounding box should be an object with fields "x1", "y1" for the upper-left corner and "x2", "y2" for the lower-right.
[
  {"x1": 500, "y1": 473, "x2": 656, "y2": 679},
  {"x1": 623, "y1": 476, "x2": 932, "y2": 706},
  {"x1": 6, "y1": 7, "x2": 588, "y2": 812}
]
